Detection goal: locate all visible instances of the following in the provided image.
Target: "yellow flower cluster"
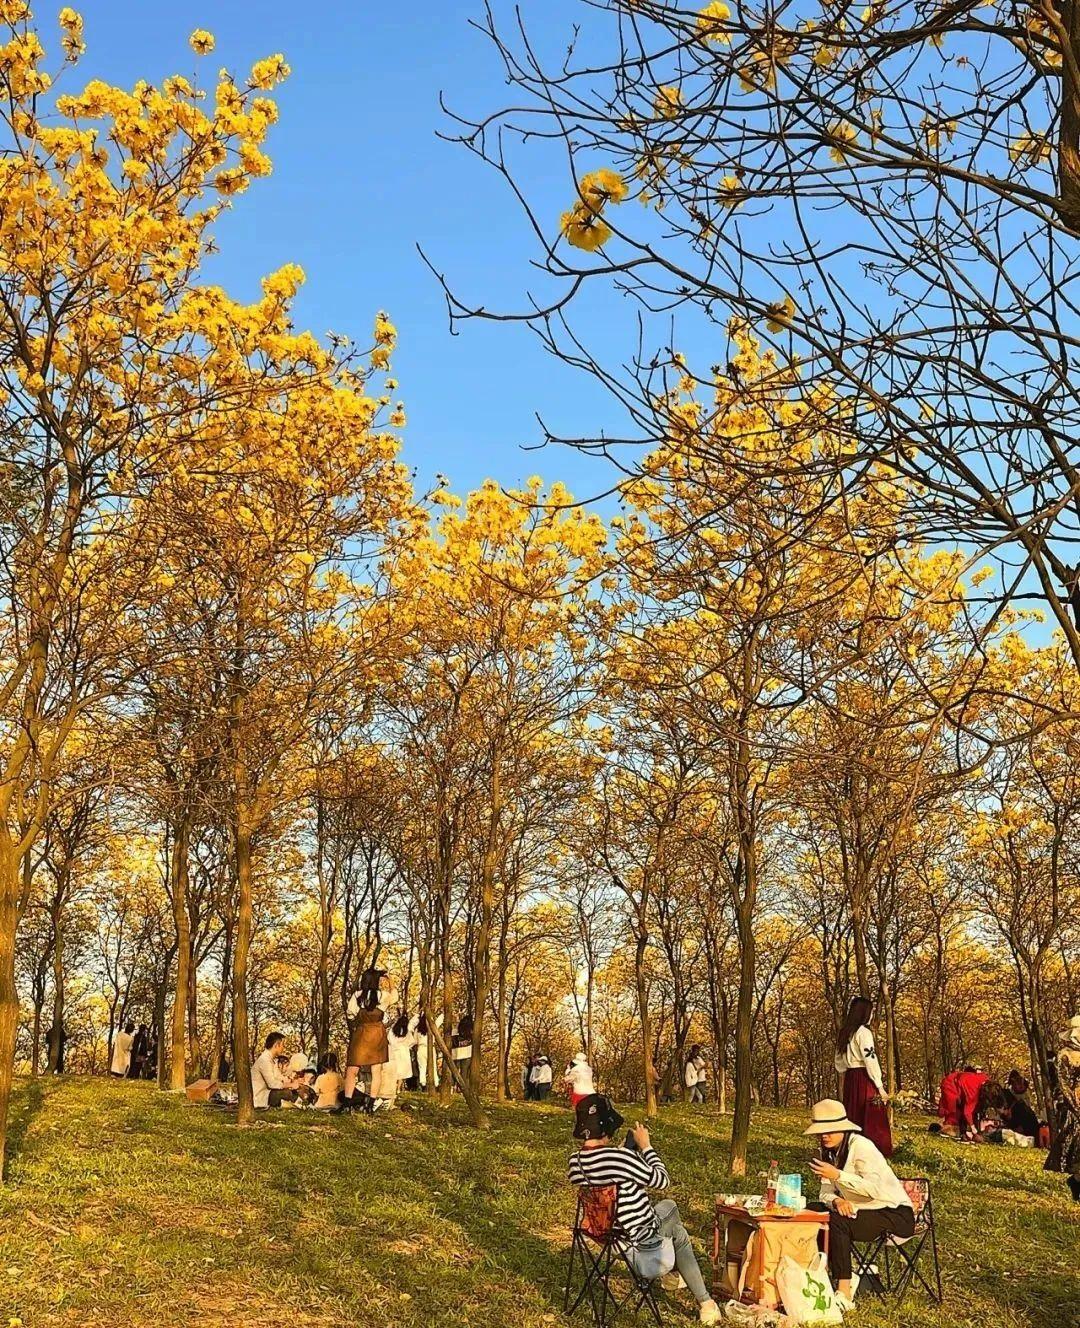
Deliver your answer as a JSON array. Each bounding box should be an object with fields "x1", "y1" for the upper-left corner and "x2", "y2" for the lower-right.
[
  {"x1": 826, "y1": 120, "x2": 859, "y2": 163},
  {"x1": 58, "y1": 6, "x2": 84, "y2": 60},
  {"x1": 560, "y1": 167, "x2": 629, "y2": 252},
  {"x1": 653, "y1": 85, "x2": 682, "y2": 120},
  {"x1": 696, "y1": 2, "x2": 731, "y2": 44}
]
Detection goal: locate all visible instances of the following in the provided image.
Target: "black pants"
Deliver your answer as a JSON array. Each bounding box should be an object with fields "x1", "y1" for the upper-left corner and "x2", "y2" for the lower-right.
[
  {"x1": 266, "y1": 1089, "x2": 298, "y2": 1108},
  {"x1": 822, "y1": 1204, "x2": 915, "y2": 1281}
]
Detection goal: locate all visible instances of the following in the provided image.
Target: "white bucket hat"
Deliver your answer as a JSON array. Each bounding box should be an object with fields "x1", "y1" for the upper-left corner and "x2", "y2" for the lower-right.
[
  {"x1": 288, "y1": 1052, "x2": 310, "y2": 1074},
  {"x1": 804, "y1": 1098, "x2": 862, "y2": 1136}
]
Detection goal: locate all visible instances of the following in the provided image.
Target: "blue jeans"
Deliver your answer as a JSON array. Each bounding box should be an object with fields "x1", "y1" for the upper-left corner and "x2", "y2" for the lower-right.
[{"x1": 630, "y1": 1199, "x2": 710, "y2": 1304}]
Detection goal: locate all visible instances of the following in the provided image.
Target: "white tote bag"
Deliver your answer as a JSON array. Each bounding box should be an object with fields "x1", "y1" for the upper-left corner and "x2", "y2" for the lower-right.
[{"x1": 776, "y1": 1251, "x2": 844, "y2": 1324}]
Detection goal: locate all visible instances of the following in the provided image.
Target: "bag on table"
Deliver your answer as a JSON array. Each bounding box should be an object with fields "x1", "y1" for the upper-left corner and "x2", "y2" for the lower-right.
[{"x1": 776, "y1": 1252, "x2": 843, "y2": 1324}]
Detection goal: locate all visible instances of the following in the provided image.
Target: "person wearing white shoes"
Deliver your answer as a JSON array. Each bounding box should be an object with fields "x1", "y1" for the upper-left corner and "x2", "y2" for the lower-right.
[
  {"x1": 805, "y1": 1098, "x2": 914, "y2": 1306},
  {"x1": 567, "y1": 1093, "x2": 722, "y2": 1325}
]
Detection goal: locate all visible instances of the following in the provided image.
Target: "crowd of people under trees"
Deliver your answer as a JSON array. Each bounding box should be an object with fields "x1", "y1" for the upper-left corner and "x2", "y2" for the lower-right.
[{"x1": 111, "y1": 980, "x2": 1078, "y2": 1320}]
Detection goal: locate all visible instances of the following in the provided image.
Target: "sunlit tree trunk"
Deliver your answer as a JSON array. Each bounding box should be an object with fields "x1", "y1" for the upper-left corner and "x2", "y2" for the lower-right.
[{"x1": 168, "y1": 814, "x2": 192, "y2": 1090}]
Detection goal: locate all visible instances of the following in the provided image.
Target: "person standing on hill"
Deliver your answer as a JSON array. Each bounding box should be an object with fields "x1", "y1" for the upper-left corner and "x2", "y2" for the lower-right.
[
  {"x1": 339, "y1": 968, "x2": 392, "y2": 1113},
  {"x1": 564, "y1": 1052, "x2": 595, "y2": 1107},
  {"x1": 128, "y1": 1023, "x2": 149, "y2": 1079},
  {"x1": 834, "y1": 997, "x2": 892, "y2": 1157},
  {"x1": 531, "y1": 1055, "x2": 553, "y2": 1100},
  {"x1": 110, "y1": 1022, "x2": 135, "y2": 1078}
]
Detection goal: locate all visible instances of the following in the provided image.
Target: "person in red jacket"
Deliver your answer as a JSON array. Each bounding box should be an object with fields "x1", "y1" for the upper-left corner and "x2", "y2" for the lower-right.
[
  {"x1": 957, "y1": 1065, "x2": 990, "y2": 1137},
  {"x1": 937, "y1": 1068, "x2": 963, "y2": 1134}
]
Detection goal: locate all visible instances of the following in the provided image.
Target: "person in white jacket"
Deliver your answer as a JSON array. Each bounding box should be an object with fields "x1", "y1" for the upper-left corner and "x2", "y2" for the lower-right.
[
  {"x1": 110, "y1": 1022, "x2": 135, "y2": 1077},
  {"x1": 563, "y1": 1052, "x2": 593, "y2": 1105},
  {"x1": 410, "y1": 1011, "x2": 441, "y2": 1090},
  {"x1": 387, "y1": 1012, "x2": 416, "y2": 1105},
  {"x1": 531, "y1": 1055, "x2": 553, "y2": 1100},
  {"x1": 806, "y1": 1098, "x2": 914, "y2": 1303}
]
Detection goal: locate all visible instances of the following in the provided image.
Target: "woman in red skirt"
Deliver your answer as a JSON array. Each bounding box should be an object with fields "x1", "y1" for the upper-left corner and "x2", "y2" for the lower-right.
[{"x1": 834, "y1": 996, "x2": 893, "y2": 1157}]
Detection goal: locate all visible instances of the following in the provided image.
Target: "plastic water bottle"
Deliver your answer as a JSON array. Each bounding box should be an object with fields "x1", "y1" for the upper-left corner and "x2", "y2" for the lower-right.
[{"x1": 766, "y1": 1159, "x2": 779, "y2": 1206}]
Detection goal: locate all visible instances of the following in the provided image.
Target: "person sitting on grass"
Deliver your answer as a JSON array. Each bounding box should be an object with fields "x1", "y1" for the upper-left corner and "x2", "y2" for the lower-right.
[
  {"x1": 567, "y1": 1093, "x2": 722, "y2": 1326},
  {"x1": 251, "y1": 1031, "x2": 300, "y2": 1109},
  {"x1": 806, "y1": 1097, "x2": 914, "y2": 1307},
  {"x1": 313, "y1": 1053, "x2": 344, "y2": 1110},
  {"x1": 1001, "y1": 1072, "x2": 1041, "y2": 1143}
]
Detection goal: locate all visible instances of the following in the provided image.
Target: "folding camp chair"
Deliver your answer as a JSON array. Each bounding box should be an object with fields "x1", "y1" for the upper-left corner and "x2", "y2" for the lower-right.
[
  {"x1": 564, "y1": 1185, "x2": 664, "y2": 1328},
  {"x1": 853, "y1": 1177, "x2": 943, "y2": 1303}
]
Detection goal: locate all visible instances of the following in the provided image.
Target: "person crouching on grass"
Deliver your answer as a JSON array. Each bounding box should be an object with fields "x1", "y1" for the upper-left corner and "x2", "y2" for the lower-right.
[
  {"x1": 567, "y1": 1093, "x2": 722, "y2": 1326},
  {"x1": 806, "y1": 1098, "x2": 914, "y2": 1307}
]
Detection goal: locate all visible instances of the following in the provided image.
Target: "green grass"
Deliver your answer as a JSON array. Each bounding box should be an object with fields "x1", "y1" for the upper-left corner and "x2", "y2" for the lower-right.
[{"x1": 0, "y1": 1077, "x2": 1075, "y2": 1328}]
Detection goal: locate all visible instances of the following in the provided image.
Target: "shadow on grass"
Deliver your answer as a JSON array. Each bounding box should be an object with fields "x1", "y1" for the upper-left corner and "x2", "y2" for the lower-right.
[{"x1": 4, "y1": 1075, "x2": 48, "y2": 1180}]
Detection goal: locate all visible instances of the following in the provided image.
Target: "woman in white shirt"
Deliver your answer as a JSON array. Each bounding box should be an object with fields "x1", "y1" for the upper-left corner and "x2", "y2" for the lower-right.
[
  {"x1": 834, "y1": 996, "x2": 893, "y2": 1156},
  {"x1": 387, "y1": 1012, "x2": 416, "y2": 1104},
  {"x1": 806, "y1": 1098, "x2": 914, "y2": 1303},
  {"x1": 110, "y1": 1022, "x2": 135, "y2": 1077}
]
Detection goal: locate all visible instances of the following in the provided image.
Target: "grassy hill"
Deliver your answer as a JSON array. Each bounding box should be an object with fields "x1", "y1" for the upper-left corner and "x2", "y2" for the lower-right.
[{"x1": 0, "y1": 1077, "x2": 1075, "y2": 1328}]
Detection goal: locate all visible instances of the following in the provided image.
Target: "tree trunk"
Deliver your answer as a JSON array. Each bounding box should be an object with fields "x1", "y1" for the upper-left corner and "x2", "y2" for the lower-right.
[
  {"x1": 232, "y1": 804, "x2": 255, "y2": 1126},
  {"x1": 187, "y1": 954, "x2": 201, "y2": 1080},
  {"x1": 0, "y1": 838, "x2": 20, "y2": 1176},
  {"x1": 168, "y1": 815, "x2": 192, "y2": 1091},
  {"x1": 47, "y1": 908, "x2": 65, "y2": 1074},
  {"x1": 422, "y1": 999, "x2": 488, "y2": 1128},
  {"x1": 633, "y1": 928, "x2": 657, "y2": 1117},
  {"x1": 211, "y1": 919, "x2": 233, "y2": 1082},
  {"x1": 470, "y1": 761, "x2": 502, "y2": 1099},
  {"x1": 729, "y1": 908, "x2": 756, "y2": 1175},
  {"x1": 314, "y1": 792, "x2": 332, "y2": 1061},
  {"x1": 495, "y1": 934, "x2": 508, "y2": 1102}
]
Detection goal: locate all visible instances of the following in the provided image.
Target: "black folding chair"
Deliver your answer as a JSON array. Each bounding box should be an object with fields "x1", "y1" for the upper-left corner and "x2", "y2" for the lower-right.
[
  {"x1": 564, "y1": 1185, "x2": 664, "y2": 1328},
  {"x1": 853, "y1": 1177, "x2": 943, "y2": 1303}
]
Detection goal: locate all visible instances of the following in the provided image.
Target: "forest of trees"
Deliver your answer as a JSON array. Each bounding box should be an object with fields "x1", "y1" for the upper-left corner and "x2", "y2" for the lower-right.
[{"x1": 2, "y1": 0, "x2": 1080, "y2": 1189}]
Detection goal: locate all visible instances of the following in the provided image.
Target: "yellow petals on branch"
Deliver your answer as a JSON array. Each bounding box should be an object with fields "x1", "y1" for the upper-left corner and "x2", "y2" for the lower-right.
[
  {"x1": 189, "y1": 29, "x2": 215, "y2": 55},
  {"x1": 737, "y1": 53, "x2": 776, "y2": 92},
  {"x1": 653, "y1": 85, "x2": 682, "y2": 119},
  {"x1": 922, "y1": 117, "x2": 957, "y2": 150},
  {"x1": 58, "y1": 7, "x2": 82, "y2": 32},
  {"x1": 718, "y1": 174, "x2": 744, "y2": 208},
  {"x1": 827, "y1": 121, "x2": 859, "y2": 163},
  {"x1": 560, "y1": 201, "x2": 612, "y2": 251},
  {"x1": 696, "y1": 2, "x2": 731, "y2": 43},
  {"x1": 1009, "y1": 132, "x2": 1051, "y2": 167},
  {"x1": 765, "y1": 294, "x2": 795, "y2": 332},
  {"x1": 374, "y1": 311, "x2": 397, "y2": 346},
  {"x1": 262, "y1": 263, "x2": 305, "y2": 300},
  {"x1": 580, "y1": 168, "x2": 628, "y2": 206},
  {"x1": 250, "y1": 53, "x2": 290, "y2": 89}
]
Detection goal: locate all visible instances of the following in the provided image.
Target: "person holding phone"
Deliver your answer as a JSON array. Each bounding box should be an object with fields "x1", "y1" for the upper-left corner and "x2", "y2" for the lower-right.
[
  {"x1": 806, "y1": 1098, "x2": 914, "y2": 1305},
  {"x1": 567, "y1": 1094, "x2": 722, "y2": 1325}
]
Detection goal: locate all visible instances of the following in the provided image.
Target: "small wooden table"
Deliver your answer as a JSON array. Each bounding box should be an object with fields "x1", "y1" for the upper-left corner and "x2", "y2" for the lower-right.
[{"x1": 711, "y1": 1198, "x2": 831, "y2": 1306}]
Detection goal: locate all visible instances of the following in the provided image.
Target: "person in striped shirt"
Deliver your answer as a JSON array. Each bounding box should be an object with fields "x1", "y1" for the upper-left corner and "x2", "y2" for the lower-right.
[{"x1": 567, "y1": 1094, "x2": 722, "y2": 1325}]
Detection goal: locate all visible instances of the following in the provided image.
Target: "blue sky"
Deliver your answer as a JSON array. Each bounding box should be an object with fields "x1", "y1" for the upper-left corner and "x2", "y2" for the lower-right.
[{"x1": 69, "y1": 1, "x2": 630, "y2": 503}]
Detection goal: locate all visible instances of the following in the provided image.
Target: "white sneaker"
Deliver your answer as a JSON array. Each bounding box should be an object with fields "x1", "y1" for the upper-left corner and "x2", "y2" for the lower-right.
[{"x1": 699, "y1": 1299, "x2": 722, "y2": 1325}]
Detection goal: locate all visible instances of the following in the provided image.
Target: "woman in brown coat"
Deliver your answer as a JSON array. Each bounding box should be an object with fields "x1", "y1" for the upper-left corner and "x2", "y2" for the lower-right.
[{"x1": 338, "y1": 968, "x2": 391, "y2": 1113}]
